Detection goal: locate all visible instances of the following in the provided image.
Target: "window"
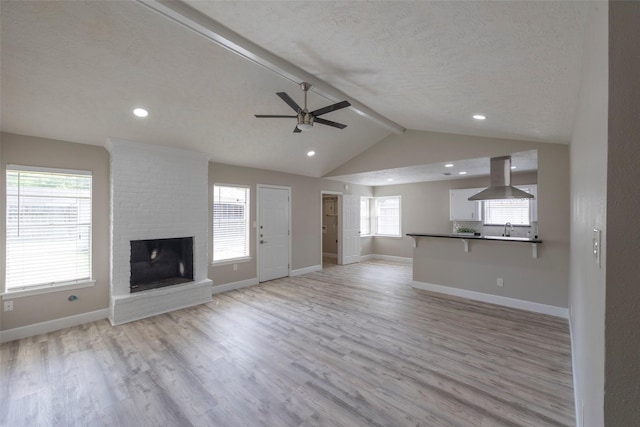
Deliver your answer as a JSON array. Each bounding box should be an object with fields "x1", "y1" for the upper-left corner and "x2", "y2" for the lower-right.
[
  {"x1": 6, "y1": 166, "x2": 92, "y2": 291},
  {"x1": 360, "y1": 196, "x2": 402, "y2": 237},
  {"x1": 360, "y1": 198, "x2": 371, "y2": 235},
  {"x1": 375, "y1": 196, "x2": 401, "y2": 236},
  {"x1": 483, "y1": 187, "x2": 533, "y2": 226},
  {"x1": 213, "y1": 185, "x2": 250, "y2": 262}
]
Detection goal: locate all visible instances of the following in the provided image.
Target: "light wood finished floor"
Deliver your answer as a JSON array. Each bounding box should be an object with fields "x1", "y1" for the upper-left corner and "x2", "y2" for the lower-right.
[{"x1": 0, "y1": 260, "x2": 574, "y2": 426}]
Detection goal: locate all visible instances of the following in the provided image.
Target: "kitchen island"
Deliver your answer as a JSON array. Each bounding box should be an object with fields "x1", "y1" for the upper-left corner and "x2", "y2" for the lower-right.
[{"x1": 406, "y1": 232, "x2": 566, "y2": 317}]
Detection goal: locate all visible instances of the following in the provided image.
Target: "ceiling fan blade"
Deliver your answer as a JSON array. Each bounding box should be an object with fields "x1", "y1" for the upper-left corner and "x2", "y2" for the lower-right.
[
  {"x1": 311, "y1": 100, "x2": 351, "y2": 117},
  {"x1": 293, "y1": 126, "x2": 302, "y2": 133},
  {"x1": 315, "y1": 117, "x2": 347, "y2": 129},
  {"x1": 276, "y1": 92, "x2": 302, "y2": 113},
  {"x1": 254, "y1": 115, "x2": 297, "y2": 118}
]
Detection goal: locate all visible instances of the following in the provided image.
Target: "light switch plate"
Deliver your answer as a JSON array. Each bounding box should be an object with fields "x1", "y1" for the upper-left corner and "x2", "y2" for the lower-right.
[{"x1": 593, "y1": 228, "x2": 601, "y2": 268}]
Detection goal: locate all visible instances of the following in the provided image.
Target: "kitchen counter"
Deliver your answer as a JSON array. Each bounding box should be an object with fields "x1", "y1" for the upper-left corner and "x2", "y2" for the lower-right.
[
  {"x1": 406, "y1": 233, "x2": 542, "y2": 244},
  {"x1": 407, "y1": 232, "x2": 542, "y2": 258}
]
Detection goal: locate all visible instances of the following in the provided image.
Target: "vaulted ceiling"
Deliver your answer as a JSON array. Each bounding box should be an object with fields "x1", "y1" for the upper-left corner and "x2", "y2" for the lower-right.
[{"x1": 1, "y1": 1, "x2": 590, "y2": 179}]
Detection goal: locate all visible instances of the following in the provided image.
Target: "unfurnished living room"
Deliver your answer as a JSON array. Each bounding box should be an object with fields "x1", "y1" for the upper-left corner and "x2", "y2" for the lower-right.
[{"x1": 0, "y1": 1, "x2": 638, "y2": 426}]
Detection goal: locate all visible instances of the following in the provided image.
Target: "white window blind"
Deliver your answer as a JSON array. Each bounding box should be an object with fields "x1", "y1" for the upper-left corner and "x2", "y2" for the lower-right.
[
  {"x1": 360, "y1": 198, "x2": 371, "y2": 235},
  {"x1": 375, "y1": 196, "x2": 401, "y2": 236},
  {"x1": 213, "y1": 185, "x2": 250, "y2": 262},
  {"x1": 483, "y1": 189, "x2": 531, "y2": 226},
  {"x1": 6, "y1": 167, "x2": 92, "y2": 290}
]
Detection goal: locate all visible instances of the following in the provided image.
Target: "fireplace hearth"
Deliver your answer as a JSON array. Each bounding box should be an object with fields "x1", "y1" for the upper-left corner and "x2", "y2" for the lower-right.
[{"x1": 130, "y1": 237, "x2": 194, "y2": 293}]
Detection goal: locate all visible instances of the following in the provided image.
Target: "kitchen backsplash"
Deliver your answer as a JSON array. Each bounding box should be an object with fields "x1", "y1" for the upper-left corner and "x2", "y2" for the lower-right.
[{"x1": 453, "y1": 220, "x2": 538, "y2": 238}]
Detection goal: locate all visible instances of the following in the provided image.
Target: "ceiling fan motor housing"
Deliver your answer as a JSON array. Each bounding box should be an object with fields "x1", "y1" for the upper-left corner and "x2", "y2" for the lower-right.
[{"x1": 298, "y1": 111, "x2": 314, "y2": 130}]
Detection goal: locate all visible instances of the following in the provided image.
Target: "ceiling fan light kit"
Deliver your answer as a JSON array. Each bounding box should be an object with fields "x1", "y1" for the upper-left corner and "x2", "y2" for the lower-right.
[{"x1": 255, "y1": 82, "x2": 351, "y2": 133}]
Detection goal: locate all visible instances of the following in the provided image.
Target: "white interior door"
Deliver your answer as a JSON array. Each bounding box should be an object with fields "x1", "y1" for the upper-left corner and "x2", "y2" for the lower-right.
[
  {"x1": 258, "y1": 186, "x2": 290, "y2": 282},
  {"x1": 340, "y1": 194, "x2": 361, "y2": 265}
]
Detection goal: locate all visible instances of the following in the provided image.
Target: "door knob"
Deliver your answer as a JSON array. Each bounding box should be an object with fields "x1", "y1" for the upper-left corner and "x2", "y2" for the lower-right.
[{"x1": 260, "y1": 240, "x2": 267, "y2": 244}]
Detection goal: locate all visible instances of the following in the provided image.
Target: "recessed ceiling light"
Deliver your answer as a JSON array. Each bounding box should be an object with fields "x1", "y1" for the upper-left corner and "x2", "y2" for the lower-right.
[
  {"x1": 133, "y1": 108, "x2": 148, "y2": 118},
  {"x1": 445, "y1": 163, "x2": 454, "y2": 168},
  {"x1": 511, "y1": 166, "x2": 517, "y2": 170},
  {"x1": 307, "y1": 150, "x2": 315, "y2": 157},
  {"x1": 458, "y1": 171, "x2": 467, "y2": 175},
  {"x1": 472, "y1": 114, "x2": 486, "y2": 120},
  {"x1": 387, "y1": 178, "x2": 394, "y2": 182}
]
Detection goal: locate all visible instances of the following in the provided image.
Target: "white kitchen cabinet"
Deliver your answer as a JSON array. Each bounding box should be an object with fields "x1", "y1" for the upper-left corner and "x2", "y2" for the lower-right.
[{"x1": 450, "y1": 188, "x2": 483, "y2": 221}]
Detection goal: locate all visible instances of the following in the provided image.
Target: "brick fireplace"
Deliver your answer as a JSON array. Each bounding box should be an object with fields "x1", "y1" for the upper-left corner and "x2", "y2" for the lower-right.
[{"x1": 106, "y1": 139, "x2": 212, "y2": 325}]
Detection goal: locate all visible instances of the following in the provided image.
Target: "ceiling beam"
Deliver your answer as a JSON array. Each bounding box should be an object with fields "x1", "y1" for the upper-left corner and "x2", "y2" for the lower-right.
[{"x1": 136, "y1": 0, "x2": 406, "y2": 135}]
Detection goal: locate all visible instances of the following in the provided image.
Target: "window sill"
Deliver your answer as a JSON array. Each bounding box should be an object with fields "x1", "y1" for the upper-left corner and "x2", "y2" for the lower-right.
[
  {"x1": 371, "y1": 234, "x2": 403, "y2": 239},
  {"x1": 2, "y1": 280, "x2": 96, "y2": 300},
  {"x1": 212, "y1": 256, "x2": 252, "y2": 267}
]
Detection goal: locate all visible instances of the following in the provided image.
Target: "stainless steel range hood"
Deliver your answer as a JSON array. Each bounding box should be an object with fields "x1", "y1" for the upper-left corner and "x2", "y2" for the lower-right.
[{"x1": 468, "y1": 155, "x2": 534, "y2": 201}]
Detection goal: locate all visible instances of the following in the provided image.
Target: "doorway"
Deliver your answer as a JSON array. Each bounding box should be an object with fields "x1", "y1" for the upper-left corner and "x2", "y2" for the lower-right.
[
  {"x1": 257, "y1": 185, "x2": 291, "y2": 282},
  {"x1": 322, "y1": 195, "x2": 339, "y2": 266},
  {"x1": 320, "y1": 191, "x2": 361, "y2": 267}
]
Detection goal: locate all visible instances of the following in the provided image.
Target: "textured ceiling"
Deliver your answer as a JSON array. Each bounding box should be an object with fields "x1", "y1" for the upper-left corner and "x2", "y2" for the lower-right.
[
  {"x1": 1, "y1": 1, "x2": 590, "y2": 180},
  {"x1": 187, "y1": 0, "x2": 590, "y2": 143},
  {"x1": 0, "y1": 0, "x2": 389, "y2": 177}
]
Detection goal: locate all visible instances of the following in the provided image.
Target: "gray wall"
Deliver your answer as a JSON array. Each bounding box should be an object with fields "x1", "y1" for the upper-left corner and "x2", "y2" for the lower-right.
[
  {"x1": 606, "y1": 2, "x2": 640, "y2": 424},
  {"x1": 372, "y1": 171, "x2": 538, "y2": 258},
  {"x1": 209, "y1": 162, "x2": 372, "y2": 287},
  {"x1": 376, "y1": 167, "x2": 568, "y2": 308},
  {"x1": 330, "y1": 130, "x2": 570, "y2": 309},
  {"x1": 0, "y1": 133, "x2": 110, "y2": 331},
  {"x1": 568, "y1": 2, "x2": 608, "y2": 425}
]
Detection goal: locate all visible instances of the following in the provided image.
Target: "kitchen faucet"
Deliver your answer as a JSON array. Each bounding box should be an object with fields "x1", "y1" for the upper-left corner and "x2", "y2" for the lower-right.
[{"x1": 503, "y1": 222, "x2": 513, "y2": 237}]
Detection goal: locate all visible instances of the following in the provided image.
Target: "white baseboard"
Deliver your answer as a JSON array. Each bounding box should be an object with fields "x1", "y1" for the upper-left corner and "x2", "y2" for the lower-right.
[
  {"x1": 290, "y1": 264, "x2": 322, "y2": 276},
  {"x1": 212, "y1": 277, "x2": 259, "y2": 294},
  {"x1": 411, "y1": 280, "x2": 568, "y2": 318},
  {"x1": 0, "y1": 308, "x2": 110, "y2": 343},
  {"x1": 322, "y1": 252, "x2": 337, "y2": 259},
  {"x1": 360, "y1": 254, "x2": 413, "y2": 264}
]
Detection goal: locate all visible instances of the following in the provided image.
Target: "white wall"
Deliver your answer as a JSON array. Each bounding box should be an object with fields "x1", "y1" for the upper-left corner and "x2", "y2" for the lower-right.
[{"x1": 568, "y1": 3, "x2": 607, "y2": 426}]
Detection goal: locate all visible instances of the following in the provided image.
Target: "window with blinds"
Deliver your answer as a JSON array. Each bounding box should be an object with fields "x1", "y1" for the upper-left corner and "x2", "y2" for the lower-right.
[
  {"x1": 6, "y1": 167, "x2": 92, "y2": 290},
  {"x1": 360, "y1": 198, "x2": 371, "y2": 235},
  {"x1": 213, "y1": 185, "x2": 250, "y2": 262},
  {"x1": 375, "y1": 196, "x2": 401, "y2": 236},
  {"x1": 483, "y1": 189, "x2": 531, "y2": 226}
]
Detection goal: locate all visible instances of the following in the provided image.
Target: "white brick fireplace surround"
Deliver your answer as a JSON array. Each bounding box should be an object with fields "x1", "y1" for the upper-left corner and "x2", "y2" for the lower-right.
[{"x1": 106, "y1": 139, "x2": 212, "y2": 325}]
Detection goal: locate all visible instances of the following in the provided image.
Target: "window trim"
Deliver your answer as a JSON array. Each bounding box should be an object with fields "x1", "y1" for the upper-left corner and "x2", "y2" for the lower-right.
[
  {"x1": 359, "y1": 197, "x2": 373, "y2": 237},
  {"x1": 482, "y1": 185, "x2": 536, "y2": 226},
  {"x1": 5, "y1": 165, "x2": 93, "y2": 294},
  {"x1": 360, "y1": 195, "x2": 402, "y2": 238},
  {"x1": 2, "y1": 280, "x2": 96, "y2": 300},
  {"x1": 212, "y1": 183, "x2": 251, "y2": 264}
]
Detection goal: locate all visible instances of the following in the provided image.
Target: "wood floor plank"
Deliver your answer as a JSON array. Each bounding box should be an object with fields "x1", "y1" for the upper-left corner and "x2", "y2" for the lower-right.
[{"x1": 0, "y1": 259, "x2": 574, "y2": 426}]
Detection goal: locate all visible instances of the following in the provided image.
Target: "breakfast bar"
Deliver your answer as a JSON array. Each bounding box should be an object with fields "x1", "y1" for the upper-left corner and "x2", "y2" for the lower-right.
[{"x1": 407, "y1": 233, "x2": 543, "y2": 258}]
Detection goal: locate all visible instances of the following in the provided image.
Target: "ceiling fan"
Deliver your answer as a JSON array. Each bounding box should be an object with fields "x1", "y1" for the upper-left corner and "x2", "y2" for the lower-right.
[{"x1": 255, "y1": 82, "x2": 351, "y2": 133}]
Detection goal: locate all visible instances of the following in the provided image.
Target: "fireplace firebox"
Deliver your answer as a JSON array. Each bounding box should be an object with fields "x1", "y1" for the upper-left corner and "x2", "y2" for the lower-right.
[{"x1": 130, "y1": 237, "x2": 194, "y2": 293}]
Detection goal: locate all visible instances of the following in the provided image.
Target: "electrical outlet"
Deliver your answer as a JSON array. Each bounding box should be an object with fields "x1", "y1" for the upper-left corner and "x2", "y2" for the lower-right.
[
  {"x1": 4, "y1": 300, "x2": 14, "y2": 312},
  {"x1": 497, "y1": 278, "x2": 504, "y2": 287}
]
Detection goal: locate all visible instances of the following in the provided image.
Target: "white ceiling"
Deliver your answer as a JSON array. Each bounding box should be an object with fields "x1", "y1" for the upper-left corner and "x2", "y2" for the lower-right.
[{"x1": 1, "y1": 1, "x2": 590, "y2": 181}]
